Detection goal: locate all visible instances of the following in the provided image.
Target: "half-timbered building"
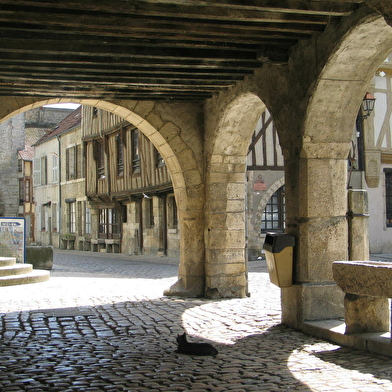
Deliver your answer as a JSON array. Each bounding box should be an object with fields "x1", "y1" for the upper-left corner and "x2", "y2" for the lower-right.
[
  {"x1": 360, "y1": 53, "x2": 392, "y2": 253},
  {"x1": 82, "y1": 106, "x2": 179, "y2": 256},
  {"x1": 246, "y1": 109, "x2": 284, "y2": 260}
]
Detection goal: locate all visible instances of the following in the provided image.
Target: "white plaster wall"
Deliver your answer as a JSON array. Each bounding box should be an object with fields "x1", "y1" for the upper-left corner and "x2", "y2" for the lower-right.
[
  {"x1": 368, "y1": 165, "x2": 392, "y2": 254},
  {"x1": 34, "y1": 137, "x2": 59, "y2": 245}
]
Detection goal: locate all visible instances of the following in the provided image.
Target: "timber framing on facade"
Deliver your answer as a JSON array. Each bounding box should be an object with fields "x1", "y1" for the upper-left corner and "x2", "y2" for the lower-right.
[{"x1": 82, "y1": 106, "x2": 178, "y2": 256}]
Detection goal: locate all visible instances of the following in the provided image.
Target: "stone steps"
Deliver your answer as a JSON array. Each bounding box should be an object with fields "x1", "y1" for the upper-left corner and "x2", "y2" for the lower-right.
[{"x1": 0, "y1": 257, "x2": 50, "y2": 287}]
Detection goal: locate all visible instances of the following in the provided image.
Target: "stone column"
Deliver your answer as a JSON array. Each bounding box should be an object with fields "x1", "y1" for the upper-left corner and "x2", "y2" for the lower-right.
[
  {"x1": 348, "y1": 189, "x2": 370, "y2": 261},
  {"x1": 281, "y1": 142, "x2": 347, "y2": 328},
  {"x1": 164, "y1": 198, "x2": 205, "y2": 297},
  {"x1": 203, "y1": 154, "x2": 248, "y2": 299}
]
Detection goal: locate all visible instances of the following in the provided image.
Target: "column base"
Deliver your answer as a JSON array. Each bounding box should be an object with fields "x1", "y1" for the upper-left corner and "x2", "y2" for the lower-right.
[
  {"x1": 282, "y1": 282, "x2": 345, "y2": 329},
  {"x1": 164, "y1": 277, "x2": 204, "y2": 298}
]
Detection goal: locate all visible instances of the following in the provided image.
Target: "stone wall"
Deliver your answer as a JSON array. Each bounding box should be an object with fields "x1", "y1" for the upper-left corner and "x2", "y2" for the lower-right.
[{"x1": 0, "y1": 113, "x2": 25, "y2": 217}]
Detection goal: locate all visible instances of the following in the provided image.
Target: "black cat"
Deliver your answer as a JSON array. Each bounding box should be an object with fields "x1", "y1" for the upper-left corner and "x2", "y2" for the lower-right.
[{"x1": 176, "y1": 332, "x2": 218, "y2": 356}]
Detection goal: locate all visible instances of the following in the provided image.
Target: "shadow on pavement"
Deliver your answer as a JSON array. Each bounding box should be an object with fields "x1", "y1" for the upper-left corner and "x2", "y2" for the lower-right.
[{"x1": 0, "y1": 297, "x2": 314, "y2": 392}]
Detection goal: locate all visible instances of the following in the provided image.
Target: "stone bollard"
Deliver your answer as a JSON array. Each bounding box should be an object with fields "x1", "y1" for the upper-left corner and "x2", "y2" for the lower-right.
[{"x1": 26, "y1": 246, "x2": 53, "y2": 270}]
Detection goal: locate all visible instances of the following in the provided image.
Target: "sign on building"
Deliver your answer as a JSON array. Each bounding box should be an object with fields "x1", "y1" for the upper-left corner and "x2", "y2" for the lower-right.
[{"x1": 0, "y1": 217, "x2": 26, "y2": 263}]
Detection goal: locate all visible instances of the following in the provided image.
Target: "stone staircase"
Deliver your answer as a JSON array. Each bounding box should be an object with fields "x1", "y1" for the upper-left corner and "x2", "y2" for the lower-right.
[{"x1": 0, "y1": 257, "x2": 50, "y2": 287}]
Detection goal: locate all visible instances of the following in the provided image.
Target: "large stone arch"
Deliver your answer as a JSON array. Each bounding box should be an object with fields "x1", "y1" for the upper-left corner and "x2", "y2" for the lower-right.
[
  {"x1": 204, "y1": 92, "x2": 265, "y2": 298},
  {"x1": 280, "y1": 14, "x2": 392, "y2": 328},
  {"x1": 0, "y1": 97, "x2": 206, "y2": 296}
]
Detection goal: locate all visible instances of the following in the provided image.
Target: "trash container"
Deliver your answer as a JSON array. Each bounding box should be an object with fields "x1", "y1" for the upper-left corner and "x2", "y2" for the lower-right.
[{"x1": 263, "y1": 232, "x2": 295, "y2": 288}]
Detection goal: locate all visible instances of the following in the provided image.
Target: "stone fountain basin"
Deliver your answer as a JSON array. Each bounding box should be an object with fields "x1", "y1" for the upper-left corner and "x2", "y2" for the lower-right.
[{"x1": 333, "y1": 260, "x2": 392, "y2": 298}]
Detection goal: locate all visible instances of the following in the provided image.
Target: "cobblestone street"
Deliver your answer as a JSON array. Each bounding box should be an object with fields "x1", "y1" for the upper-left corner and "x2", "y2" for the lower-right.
[{"x1": 1, "y1": 250, "x2": 392, "y2": 391}]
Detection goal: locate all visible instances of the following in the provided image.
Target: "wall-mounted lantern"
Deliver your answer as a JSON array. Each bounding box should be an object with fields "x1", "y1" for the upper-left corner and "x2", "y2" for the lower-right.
[{"x1": 360, "y1": 92, "x2": 376, "y2": 120}]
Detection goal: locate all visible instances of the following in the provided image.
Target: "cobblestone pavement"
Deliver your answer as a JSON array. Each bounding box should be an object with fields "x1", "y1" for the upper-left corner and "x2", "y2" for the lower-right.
[{"x1": 1, "y1": 250, "x2": 392, "y2": 391}]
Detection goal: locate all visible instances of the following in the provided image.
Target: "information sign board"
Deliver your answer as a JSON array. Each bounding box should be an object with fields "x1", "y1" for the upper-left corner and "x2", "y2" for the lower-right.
[{"x1": 0, "y1": 217, "x2": 26, "y2": 263}]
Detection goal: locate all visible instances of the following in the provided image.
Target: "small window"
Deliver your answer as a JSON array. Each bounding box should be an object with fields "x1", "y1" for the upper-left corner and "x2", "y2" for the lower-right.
[
  {"x1": 156, "y1": 148, "x2": 165, "y2": 167},
  {"x1": 116, "y1": 134, "x2": 124, "y2": 176},
  {"x1": 261, "y1": 186, "x2": 285, "y2": 233},
  {"x1": 85, "y1": 203, "x2": 91, "y2": 234},
  {"x1": 19, "y1": 179, "x2": 24, "y2": 205},
  {"x1": 40, "y1": 156, "x2": 47, "y2": 185},
  {"x1": 132, "y1": 129, "x2": 140, "y2": 173},
  {"x1": 96, "y1": 140, "x2": 105, "y2": 179},
  {"x1": 52, "y1": 154, "x2": 59, "y2": 183},
  {"x1": 77, "y1": 201, "x2": 83, "y2": 235},
  {"x1": 25, "y1": 179, "x2": 31, "y2": 203},
  {"x1": 66, "y1": 145, "x2": 83, "y2": 181},
  {"x1": 69, "y1": 202, "x2": 76, "y2": 233}
]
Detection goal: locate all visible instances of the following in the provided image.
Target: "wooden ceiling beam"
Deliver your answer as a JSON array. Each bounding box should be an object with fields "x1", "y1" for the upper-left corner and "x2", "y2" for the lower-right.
[
  {"x1": 0, "y1": 0, "x2": 358, "y2": 17},
  {"x1": 0, "y1": 61, "x2": 254, "y2": 78}
]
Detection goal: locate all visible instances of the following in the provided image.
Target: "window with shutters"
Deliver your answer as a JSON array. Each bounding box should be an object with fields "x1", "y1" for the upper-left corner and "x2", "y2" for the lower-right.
[
  {"x1": 66, "y1": 145, "x2": 83, "y2": 181},
  {"x1": 96, "y1": 140, "x2": 105, "y2": 179},
  {"x1": 69, "y1": 202, "x2": 76, "y2": 233},
  {"x1": 52, "y1": 154, "x2": 59, "y2": 183},
  {"x1": 40, "y1": 156, "x2": 47, "y2": 185},
  {"x1": 116, "y1": 135, "x2": 124, "y2": 176},
  {"x1": 85, "y1": 203, "x2": 91, "y2": 234}
]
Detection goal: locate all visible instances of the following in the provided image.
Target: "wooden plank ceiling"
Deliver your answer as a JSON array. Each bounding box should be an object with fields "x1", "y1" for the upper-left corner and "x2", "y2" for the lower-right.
[{"x1": 0, "y1": 0, "x2": 363, "y2": 101}]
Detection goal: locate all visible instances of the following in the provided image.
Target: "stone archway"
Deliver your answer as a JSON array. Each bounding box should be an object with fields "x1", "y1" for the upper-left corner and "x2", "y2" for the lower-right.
[
  {"x1": 0, "y1": 97, "x2": 206, "y2": 297},
  {"x1": 280, "y1": 14, "x2": 392, "y2": 328},
  {"x1": 204, "y1": 93, "x2": 266, "y2": 298}
]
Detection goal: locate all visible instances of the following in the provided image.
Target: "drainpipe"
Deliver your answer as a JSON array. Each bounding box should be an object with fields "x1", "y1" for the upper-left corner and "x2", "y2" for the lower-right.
[{"x1": 57, "y1": 135, "x2": 62, "y2": 238}]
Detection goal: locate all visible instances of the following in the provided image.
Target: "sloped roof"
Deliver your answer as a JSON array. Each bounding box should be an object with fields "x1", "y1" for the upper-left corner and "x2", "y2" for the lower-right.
[
  {"x1": 18, "y1": 143, "x2": 34, "y2": 161},
  {"x1": 33, "y1": 106, "x2": 81, "y2": 146}
]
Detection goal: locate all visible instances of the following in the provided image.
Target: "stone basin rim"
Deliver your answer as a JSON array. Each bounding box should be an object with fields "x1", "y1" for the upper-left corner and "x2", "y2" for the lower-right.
[{"x1": 333, "y1": 260, "x2": 392, "y2": 267}]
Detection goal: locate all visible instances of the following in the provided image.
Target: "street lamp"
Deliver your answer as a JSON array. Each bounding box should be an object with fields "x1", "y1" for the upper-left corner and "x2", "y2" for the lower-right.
[{"x1": 360, "y1": 92, "x2": 376, "y2": 120}]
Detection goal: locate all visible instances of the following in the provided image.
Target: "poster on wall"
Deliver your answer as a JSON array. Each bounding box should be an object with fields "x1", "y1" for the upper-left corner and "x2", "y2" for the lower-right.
[{"x1": 0, "y1": 217, "x2": 26, "y2": 263}]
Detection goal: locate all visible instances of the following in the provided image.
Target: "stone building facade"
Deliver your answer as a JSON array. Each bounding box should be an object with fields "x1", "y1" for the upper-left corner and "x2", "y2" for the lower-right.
[
  {"x1": 33, "y1": 108, "x2": 82, "y2": 248},
  {"x1": 0, "y1": 107, "x2": 72, "y2": 221},
  {"x1": 18, "y1": 107, "x2": 73, "y2": 243},
  {"x1": 0, "y1": 113, "x2": 25, "y2": 217}
]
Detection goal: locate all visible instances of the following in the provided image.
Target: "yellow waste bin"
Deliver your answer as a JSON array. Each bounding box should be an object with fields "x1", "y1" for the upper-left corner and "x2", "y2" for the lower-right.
[{"x1": 263, "y1": 232, "x2": 295, "y2": 288}]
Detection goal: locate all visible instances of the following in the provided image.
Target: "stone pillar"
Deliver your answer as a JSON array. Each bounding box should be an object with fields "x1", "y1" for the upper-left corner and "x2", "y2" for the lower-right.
[
  {"x1": 90, "y1": 206, "x2": 99, "y2": 240},
  {"x1": 281, "y1": 143, "x2": 347, "y2": 328},
  {"x1": 203, "y1": 154, "x2": 248, "y2": 298},
  {"x1": 164, "y1": 200, "x2": 205, "y2": 297},
  {"x1": 344, "y1": 293, "x2": 389, "y2": 334},
  {"x1": 348, "y1": 189, "x2": 370, "y2": 261}
]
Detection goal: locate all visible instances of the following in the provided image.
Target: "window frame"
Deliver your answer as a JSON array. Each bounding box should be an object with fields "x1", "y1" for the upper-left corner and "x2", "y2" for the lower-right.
[
  {"x1": 260, "y1": 186, "x2": 285, "y2": 233},
  {"x1": 132, "y1": 128, "x2": 141, "y2": 174}
]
